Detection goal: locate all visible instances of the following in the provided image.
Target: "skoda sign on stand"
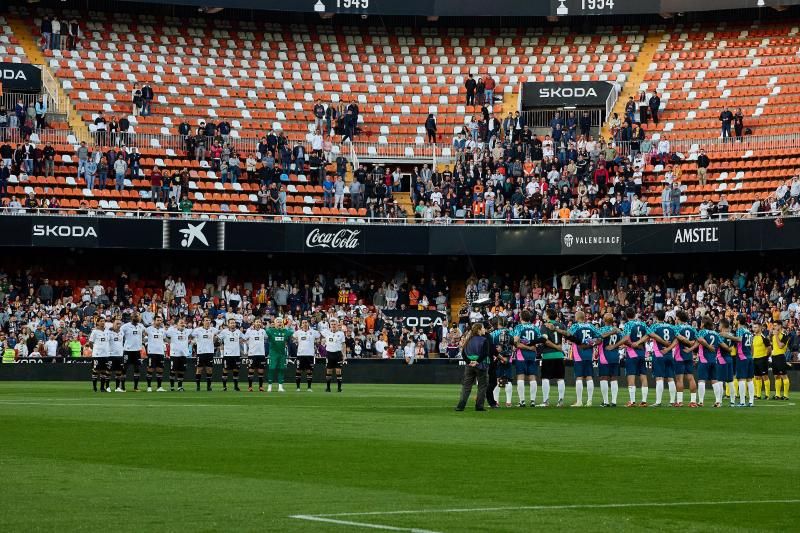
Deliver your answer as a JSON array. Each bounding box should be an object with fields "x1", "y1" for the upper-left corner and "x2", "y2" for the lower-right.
[
  {"x1": 31, "y1": 218, "x2": 99, "y2": 247},
  {"x1": 521, "y1": 81, "x2": 614, "y2": 108}
]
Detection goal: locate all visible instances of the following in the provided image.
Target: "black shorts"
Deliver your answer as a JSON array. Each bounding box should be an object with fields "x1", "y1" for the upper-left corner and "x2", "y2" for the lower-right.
[
  {"x1": 197, "y1": 353, "x2": 215, "y2": 368},
  {"x1": 541, "y1": 358, "x2": 566, "y2": 380},
  {"x1": 224, "y1": 356, "x2": 240, "y2": 370},
  {"x1": 148, "y1": 353, "x2": 165, "y2": 369},
  {"x1": 772, "y1": 354, "x2": 789, "y2": 375},
  {"x1": 298, "y1": 355, "x2": 315, "y2": 371},
  {"x1": 92, "y1": 357, "x2": 109, "y2": 372},
  {"x1": 249, "y1": 356, "x2": 266, "y2": 370},
  {"x1": 754, "y1": 357, "x2": 770, "y2": 376},
  {"x1": 109, "y1": 357, "x2": 124, "y2": 372},
  {"x1": 326, "y1": 351, "x2": 343, "y2": 370},
  {"x1": 124, "y1": 351, "x2": 141, "y2": 368},
  {"x1": 170, "y1": 357, "x2": 187, "y2": 372}
]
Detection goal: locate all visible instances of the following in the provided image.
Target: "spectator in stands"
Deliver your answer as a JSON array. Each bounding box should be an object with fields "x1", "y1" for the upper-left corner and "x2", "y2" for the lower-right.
[
  {"x1": 425, "y1": 114, "x2": 437, "y2": 144},
  {"x1": 324, "y1": 105, "x2": 337, "y2": 138},
  {"x1": 720, "y1": 106, "x2": 733, "y2": 142},
  {"x1": 97, "y1": 155, "x2": 108, "y2": 190},
  {"x1": 84, "y1": 157, "x2": 97, "y2": 190},
  {"x1": 484, "y1": 75, "x2": 496, "y2": 106},
  {"x1": 292, "y1": 142, "x2": 305, "y2": 172},
  {"x1": 14, "y1": 99, "x2": 25, "y2": 130},
  {"x1": 637, "y1": 90, "x2": 649, "y2": 124},
  {"x1": 128, "y1": 148, "x2": 141, "y2": 178},
  {"x1": 0, "y1": 105, "x2": 7, "y2": 132},
  {"x1": 76, "y1": 141, "x2": 89, "y2": 181},
  {"x1": 50, "y1": 17, "x2": 61, "y2": 50},
  {"x1": 323, "y1": 174, "x2": 334, "y2": 208},
  {"x1": 311, "y1": 129, "x2": 323, "y2": 160},
  {"x1": 179, "y1": 195, "x2": 193, "y2": 214},
  {"x1": 34, "y1": 98, "x2": 47, "y2": 130},
  {"x1": 140, "y1": 83, "x2": 154, "y2": 116},
  {"x1": 131, "y1": 89, "x2": 144, "y2": 117},
  {"x1": 476, "y1": 77, "x2": 485, "y2": 105},
  {"x1": 94, "y1": 112, "x2": 107, "y2": 146},
  {"x1": 228, "y1": 152, "x2": 241, "y2": 184},
  {"x1": 0, "y1": 160, "x2": 8, "y2": 198},
  {"x1": 334, "y1": 174, "x2": 345, "y2": 210},
  {"x1": 717, "y1": 194, "x2": 729, "y2": 219},
  {"x1": 312, "y1": 100, "x2": 325, "y2": 133},
  {"x1": 625, "y1": 97, "x2": 636, "y2": 124},
  {"x1": 113, "y1": 154, "x2": 127, "y2": 192},
  {"x1": 465, "y1": 74, "x2": 476, "y2": 105},
  {"x1": 150, "y1": 166, "x2": 162, "y2": 202},
  {"x1": 670, "y1": 182, "x2": 681, "y2": 216},
  {"x1": 696, "y1": 148, "x2": 710, "y2": 186},
  {"x1": 657, "y1": 135, "x2": 670, "y2": 165},
  {"x1": 67, "y1": 19, "x2": 80, "y2": 51},
  {"x1": 41, "y1": 16, "x2": 51, "y2": 50},
  {"x1": 579, "y1": 111, "x2": 591, "y2": 138},
  {"x1": 649, "y1": 92, "x2": 661, "y2": 124},
  {"x1": 734, "y1": 108, "x2": 745, "y2": 142}
]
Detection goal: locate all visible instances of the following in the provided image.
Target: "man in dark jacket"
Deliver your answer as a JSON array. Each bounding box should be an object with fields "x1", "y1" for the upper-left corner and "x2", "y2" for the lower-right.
[
  {"x1": 649, "y1": 92, "x2": 661, "y2": 124},
  {"x1": 696, "y1": 148, "x2": 710, "y2": 186},
  {"x1": 464, "y1": 74, "x2": 476, "y2": 105},
  {"x1": 719, "y1": 106, "x2": 734, "y2": 142},
  {"x1": 140, "y1": 84, "x2": 154, "y2": 116},
  {"x1": 455, "y1": 322, "x2": 491, "y2": 412},
  {"x1": 579, "y1": 110, "x2": 592, "y2": 137}
]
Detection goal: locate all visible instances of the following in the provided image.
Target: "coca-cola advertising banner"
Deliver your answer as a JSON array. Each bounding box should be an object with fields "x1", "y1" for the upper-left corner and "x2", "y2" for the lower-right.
[{"x1": 303, "y1": 226, "x2": 364, "y2": 253}]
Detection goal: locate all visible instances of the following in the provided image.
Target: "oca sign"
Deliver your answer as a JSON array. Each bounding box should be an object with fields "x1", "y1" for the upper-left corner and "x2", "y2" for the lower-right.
[{"x1": 0, "y1": 63, "x2": 42, "y2": 92}]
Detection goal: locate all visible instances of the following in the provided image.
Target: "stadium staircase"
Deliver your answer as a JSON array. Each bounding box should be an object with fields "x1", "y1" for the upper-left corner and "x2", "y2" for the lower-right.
[
  {"x1": 448, "y1": 278, "x2": 466, "y2": 325},
  {"x1": 603, "y1": 31, "x2": 661, "y2": 139},
  {"x1": 7, "y1": 16, "x2": 89, "y2": 142}
]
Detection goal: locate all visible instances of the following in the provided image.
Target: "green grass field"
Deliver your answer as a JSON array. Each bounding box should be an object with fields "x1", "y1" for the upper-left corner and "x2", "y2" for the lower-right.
[{"x1": 2, "y1": 382, "x2": 799, "y2": 532}]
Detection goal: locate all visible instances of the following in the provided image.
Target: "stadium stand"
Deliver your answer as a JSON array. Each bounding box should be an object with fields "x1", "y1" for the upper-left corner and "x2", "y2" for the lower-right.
[{"x1": 0, "y1": 16, "x2": 28, "y2": 63}]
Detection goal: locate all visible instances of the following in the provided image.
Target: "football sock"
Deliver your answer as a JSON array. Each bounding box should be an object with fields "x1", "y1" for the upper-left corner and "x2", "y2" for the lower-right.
[
  {"x1": 157, "y1": 376, "x2": 162, "y2": 388},
  {"x1": 296, "y1": 373, "x2": 302, "y2": 389},
  {"x1": 754, "y1": 378, "x2": 762, "y2": 398},
  {"x1": 628, "y1": 386, "x2": 636, "y2": 403},
  {"x1": 248, "y1": 376, "x2": 254, "y2": 388},
  {"x1": 714, "y1": 382, "x2": 723, "y2": 404},
  {"x1": 732, "y1": 378, "x2": 739, "y2": 396},
  {"x1": 764, "y1": 378, "x2": 771, "y2": 398},
  {"x1": 92, "y1": 377, "x2": 98, "y2": 391},
  {"x1": 640, "y1": 386, "x2": 649, "y2": 403},
  {"x1": 222, "y1": 376, "x2": 228, "y2": 388},
  {"x1": 775, "y1": 378, "x2": 783, "y2": 398},
  {"x1": 541, "y1": 380, "x2": 551, "y2": 403},
  {"x1": 115, "y1": 378, "x2": 120, "y2": 389},
  {"x1": 668, "y1": 381, "x2": 677, "y2": 404},
  {"x1": 505, "y1": 384, "x2": 513, "y2": 404},
  {"x1": 748, "y1": 381, "x2": 755, "y2": 404},
  {"x1": 600, "y1": 380, "x2": 609, "y2": 404},
  {"x1": 575, "y1": 380, "x2": 584, "y2": 405},
  {"x1": 196, "y1": 376, "x2": 201, "y2": 391},
  {"x1": 206, "y1": 377, "x2": 212, "y2": 390},
  {"x1": 307, "y1": 376, "x2": 313, "y2": 389},
  {"x1": 336, "y1": 377, "x2": 342, "y2": 391},
  {"x1": 698, "y1": 382, "x2": 706, "y2": 403},
  {"x1": 677, "y1": 391, "x2": 684, "y2": 404},
  {"x1": 557, "y1": 380, "x2": 565, "y2": 401},
  {"x1": 177, "y1": 378, "x2": 183, "y2": 388},
  {"x1": 585, "y1": 380, "x2": 594, "y2": 403},
  {"x1": 655, "y1": 380, "x2": 664, "y2": 404},
  {"x1": 326, "y1": 376, "x2": 332, "y2": 390},
  {"x1": 529, "y1": 381, "x2": 537, "y2": 403},
  {"x1": 738, "y1": 380, "x2": 747, "y2": 403},
  {"x1": 493, "y1": 386, "x2": 500, "y2": 404},
  {"x1": 728, "y1": 382, "x2": 736, "y2": 404},
  {"x1": 170, "y1": 378, "x2": 175, "y2": 389},
  {"x1": 133, "y1": 376, "x2": 139, "y2": 389},
  {"x1": 259, "y1": 376, "x2": 264, "y2": 388},
  {"x1": 782, "y1": 376, "x2": 790, "y2": 398},
  {"x1": 610, "y1": 381, "x2": 619, "y2": 404},
  {"x1": 146, "y1": 374, "x2": 152, "y2": 388},
  {"x1": 517, "y1": 380, "x2": 525, "y2": 403}
]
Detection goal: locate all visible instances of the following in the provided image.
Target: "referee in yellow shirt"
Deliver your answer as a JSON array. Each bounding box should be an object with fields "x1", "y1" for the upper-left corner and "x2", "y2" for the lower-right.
[
  {"x1": 770, "y1": 322, "x2": 791, "y2": 400},
  {"x1": 752, "y1": 323, "x2": 771, "y2": 400}
]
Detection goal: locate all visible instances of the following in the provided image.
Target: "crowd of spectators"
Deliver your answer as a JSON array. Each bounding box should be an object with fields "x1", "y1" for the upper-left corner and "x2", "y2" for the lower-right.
[{"x1": 0, "y1": 268, "x2": 451, "y2": 361}]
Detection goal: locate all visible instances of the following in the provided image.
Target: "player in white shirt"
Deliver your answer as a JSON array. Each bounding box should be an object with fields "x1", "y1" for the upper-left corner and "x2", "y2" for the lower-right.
[
  {"x1": 191, "y1": 316, "x2": 218, "y2": 392},
  {"x1": 218, "y1": 318, "x2": 243, "y2": 391},
  {"x1": 322, "y1": 319, "x2": 347, "y2": 392},
  {"x1": 293, "y1": 319, "x2": 320, "y2": 391},
  {"x1": 166, "y1": 318, "x2": 191, "y2": 391},
  {"x1": 88, "y1": 316, "x2": 111, "y2": 392},
  {"x1": 243, "y1": 318, "x2": 267, "y2": 392},
  {"x1": 107, "y1": 317, "x2": 125, "y2": 392},
  {"x1": 120, "y1": 312, "x2": 145, "y2": 391},
  {"x1": 145, "y1": 315, "x2": 168, "y2": 392}
]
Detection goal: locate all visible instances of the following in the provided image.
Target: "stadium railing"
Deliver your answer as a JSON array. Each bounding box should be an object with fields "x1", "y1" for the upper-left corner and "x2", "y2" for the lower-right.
[
  {"x1": 0, "y1": 206, "x2": 774, "y2": 225},
  {"x1": 0, "y1": 126, "x2": 74, "y2": 145}
]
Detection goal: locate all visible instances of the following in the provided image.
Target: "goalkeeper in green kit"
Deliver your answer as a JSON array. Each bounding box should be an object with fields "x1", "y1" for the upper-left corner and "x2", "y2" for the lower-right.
[{"x1": 266, "y1": 317, "x2": 294, "y2": 392}]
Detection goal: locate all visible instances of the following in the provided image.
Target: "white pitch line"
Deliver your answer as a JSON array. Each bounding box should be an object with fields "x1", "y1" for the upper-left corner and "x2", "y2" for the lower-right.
[
  {"x1": 0, "y1": 400, "x2": 250, "y2": 408},
  {"x1": 309, "y1": 499, "x2": 800, "y2": 518},
  {"x1": 289, "y1": 514, "x2": 441, "y2": 533}
]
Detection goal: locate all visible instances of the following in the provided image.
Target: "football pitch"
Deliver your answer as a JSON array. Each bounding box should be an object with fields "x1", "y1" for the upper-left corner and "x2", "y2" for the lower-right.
[{"x1": 2, "y1": 382, "x2": 799, "y2": 532}]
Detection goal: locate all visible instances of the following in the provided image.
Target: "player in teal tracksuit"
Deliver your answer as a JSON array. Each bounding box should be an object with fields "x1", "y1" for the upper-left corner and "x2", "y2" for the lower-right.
[
  {"x1": 695, "y1": 318, "x2": 731, "y2": 407},
  {"x1": 647, "y1": 309, "x2": 678, "y2": 406},
  {"x1": 489, "y1": 318, "x2": 514, "y2": 407},
  {"x1": 674, "y1": 310, "x2": 699, "y2": 407},
  {"x1": 512, "y1": 310, "x2": 542, "y2": 407},
  {"x1": 564, "y1": 310, "x2": 602, "y2": 407},
  {"x1": 621, "y1": 307, "x2": 650, "y2": 407}
]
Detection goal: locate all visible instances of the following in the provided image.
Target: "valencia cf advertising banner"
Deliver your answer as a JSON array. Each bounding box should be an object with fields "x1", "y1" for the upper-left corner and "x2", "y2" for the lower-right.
[{"x1": 8, "y1": 214, "x2": 800, "y2": 256}]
